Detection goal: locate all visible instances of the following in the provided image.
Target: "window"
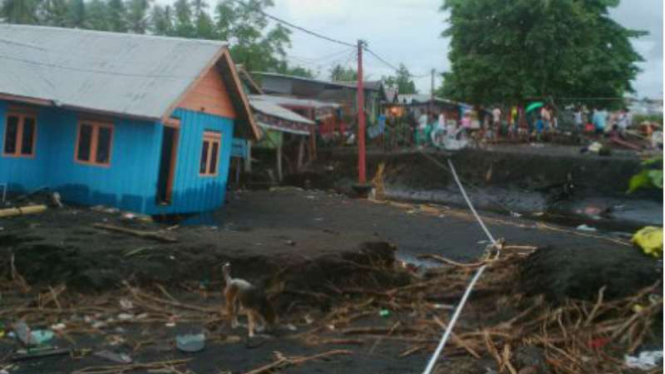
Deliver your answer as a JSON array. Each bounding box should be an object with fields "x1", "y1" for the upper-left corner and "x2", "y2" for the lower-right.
[
  {"x1": 3, "y1": 112, "x2": 37, "y2": 157},
  {"x1": 200, "y1": 131, "x2": 221, "y2": 176},
  {"x1": 75, "y1": 120, "x2": 113, "y2": 166}
]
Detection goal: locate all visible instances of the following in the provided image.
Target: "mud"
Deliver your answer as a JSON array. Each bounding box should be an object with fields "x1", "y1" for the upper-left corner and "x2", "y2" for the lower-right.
[
  {"x1": 311, "y1": 145, "x2": 662, "y2": 229},
  {"x1": 0, "y1": 206, "x2": 407, "y2": 308},
  {"x1": 0, "y1": 189, "x2": 662, "y2": 374},
  {"x1": 520, "y1": 245, "x2": 662, "y2": 303}
]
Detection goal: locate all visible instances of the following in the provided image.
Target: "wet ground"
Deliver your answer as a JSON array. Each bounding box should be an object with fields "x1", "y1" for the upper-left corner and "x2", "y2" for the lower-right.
[
  {"x1": 217, "y1": 188, "x2": 633, "y2": 264},
  {"x1": 314, "y1": 144, "x2": 663, "y2": 232},
  {"x1": 0, "y1": 188, "x2": 659, "y2": 374}
]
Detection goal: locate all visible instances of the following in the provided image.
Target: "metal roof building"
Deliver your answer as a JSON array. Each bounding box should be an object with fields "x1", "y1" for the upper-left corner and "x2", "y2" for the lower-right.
[{"x1": 0, "y1": 25, "x2": 259, "y2": 215}]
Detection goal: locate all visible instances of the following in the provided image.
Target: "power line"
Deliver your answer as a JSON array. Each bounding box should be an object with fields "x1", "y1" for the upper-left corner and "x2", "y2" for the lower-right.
[
  {"x1": 287, "y1": 48, "x2": 353, "y2": 64},
  {"x1": 229, "y1": 0, "x2": 356, "y2": 48},
  {"x1": 364, "y1": 46, "x2": 432, "y2": 78}
]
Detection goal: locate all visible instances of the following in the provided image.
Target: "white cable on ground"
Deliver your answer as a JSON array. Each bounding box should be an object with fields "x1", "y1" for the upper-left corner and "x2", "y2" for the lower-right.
[
  {"x1": 422, "y1": 158, "x2": 501, "y2": 374},
  {"x1": 446, "y1": 158, "x2": 498, "y2": 246}
]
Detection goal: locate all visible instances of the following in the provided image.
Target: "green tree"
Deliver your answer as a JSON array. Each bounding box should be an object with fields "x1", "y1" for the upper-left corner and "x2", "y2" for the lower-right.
[
  {"x1": 65, "y1": 0, "x2": 85, "y2": 28},
  {"x1": 173, "y1": 0, "x2": 194, "y2": 37},
  {"x1": 40, "y1": 0, "x2": 69, "y2": 26},
  {"x1": 0, "y1": 0, "x2": 41, "y2": 24},
  {"x1": 215, "y1": 0, "x2": 292, "y2": 73},
  {"x1": 440, "y1": 0, "x2": 644, "y2": 107},
  {"x1": 382, "y1": 64, "x2": 417, "y2": 94},
  {"x1": 329, "y1": 64, "x2": 357, "y2": 82},
  {"x1": 274, "y1": 62, "x2": 315, "y2": 78},
  {"x1": 125, "y1": 0, "x2": 150, "y2": 33},
  {"x1": 192, "y1": 0, "x2": 214, "y2": 39},
  {"x1": 85, "y1": 0, "x2": 108, "y2": 30},
  {"x1": 106, "y1": 0, "x2": 127, "y2": 32},
  {"x1": 149, "y1": 4, "x2": 173, "y2": 35}
]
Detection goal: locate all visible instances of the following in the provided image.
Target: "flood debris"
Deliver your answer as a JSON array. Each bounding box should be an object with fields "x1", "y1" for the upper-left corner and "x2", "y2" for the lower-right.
[
  {"x1": 11, "y1": 347, "x2": 70, "y2": 362},
  {"x1": 176, "y1": 333, "x2": 206, "y2": 353},
  {"x1": 624, "y1": 350, "x2": 663, "y2": 370},
  {"x1": 296, "y1": 246, "x2": 661, "y2": 374},
  {"x1": 0, "y1": 205, "x2": 47, "y2": 218},
  {"x1": 242, "y1": 349, "x2": 353, "y2": 374},
  {"x1": 92, "y1": 223, "x2": 177, "y2": 243},
  {"x1": 71, "y1": 359, "x2": 191, "y2": 374},
  {"x1": 93, "y1": 350, "x2": 133, "y2": 364}
]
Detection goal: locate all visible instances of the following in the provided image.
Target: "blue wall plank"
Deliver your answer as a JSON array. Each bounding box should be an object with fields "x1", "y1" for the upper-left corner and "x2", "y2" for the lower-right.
[
  {"x1": 0, "y1": 100, "x2": 234, "y2": 215},
  {"x1": 146, "y1": 108, "x2": 234, "y2": 215}
]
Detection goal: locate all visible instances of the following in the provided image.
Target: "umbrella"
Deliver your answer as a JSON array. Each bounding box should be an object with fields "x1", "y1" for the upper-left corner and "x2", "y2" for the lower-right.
[{"x1": 526, "y1": 102, "x2": 544, "y2": 113}]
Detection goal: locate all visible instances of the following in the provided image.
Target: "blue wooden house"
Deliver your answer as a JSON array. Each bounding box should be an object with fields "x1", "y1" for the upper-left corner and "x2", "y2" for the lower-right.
[{"x1": 0, "y1": 24, "x2": 260, "y2": 215}]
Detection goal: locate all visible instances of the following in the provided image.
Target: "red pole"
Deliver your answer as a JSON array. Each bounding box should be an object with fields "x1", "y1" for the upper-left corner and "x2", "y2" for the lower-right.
[{"x1": 357, "y1": 40, "x2": 366, "y2": 184}]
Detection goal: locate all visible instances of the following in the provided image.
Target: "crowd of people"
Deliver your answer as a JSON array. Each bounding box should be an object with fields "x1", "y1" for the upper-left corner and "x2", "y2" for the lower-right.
[{"x1": 372, "y1": 103, "x2": 646, "y2": 151}]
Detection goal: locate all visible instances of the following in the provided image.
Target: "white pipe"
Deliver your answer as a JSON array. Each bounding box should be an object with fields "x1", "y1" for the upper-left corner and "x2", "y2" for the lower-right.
[{"x1": 421, "y1": 159, "x2": 501, "y2": 374}]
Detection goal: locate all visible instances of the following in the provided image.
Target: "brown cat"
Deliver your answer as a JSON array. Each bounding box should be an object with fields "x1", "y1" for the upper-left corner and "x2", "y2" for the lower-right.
[{"x1": 222, "y1": 262, "x2": 277, "y2": 337}]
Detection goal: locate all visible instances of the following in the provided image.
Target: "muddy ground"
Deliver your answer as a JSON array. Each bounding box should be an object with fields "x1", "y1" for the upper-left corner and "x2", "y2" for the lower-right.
[
  {"x1": 217, "y1": 188, "x2": 636, "y2": 263},
  {"x1": 307, "y1": 145, "x2": 663, "y2": 230},
  {"x1": 0, "y1": 189, "x2": 662, "y2": 374}
]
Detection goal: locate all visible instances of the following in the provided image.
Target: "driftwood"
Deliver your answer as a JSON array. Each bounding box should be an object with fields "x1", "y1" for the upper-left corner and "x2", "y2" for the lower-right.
[
  {"x1": 242, "y1": 350, "x2": 353, "y2": 374},
  {"x1": 72, "y1": 359, "x2": 190, "y2": 374},
  {"x1": 0, "y1": 205, "x2": 47, "y2": 218},
  {"x1": 294, "y1": 248, "x2": 662, "y2": 374},
  {"x1": 92, "y1": 223, "x2": 177, "y2": 243}
]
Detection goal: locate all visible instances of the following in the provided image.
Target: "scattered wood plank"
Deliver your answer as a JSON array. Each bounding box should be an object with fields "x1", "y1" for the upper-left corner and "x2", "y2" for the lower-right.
[
  {"x1": 0, "y1": 205, "x2": 47, "y2": 218},
  {"x1": 72, "y1": 358, "x2": 190, "y2": 374},
  {"x1": 243, "y1": 350, "x2": 353, "y2": 374},
  {"x1": 92, "y1": 223, "x2": 177, "y2": 243}
]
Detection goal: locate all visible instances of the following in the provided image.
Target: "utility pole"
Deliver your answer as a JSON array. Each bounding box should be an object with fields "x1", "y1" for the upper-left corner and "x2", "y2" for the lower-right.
[
  {"x1": 357, "y1": 40, "x2": 367, "y2": 185},
  {"x1": 430, "y1": 68, "x2": 435, "y2": 114}
]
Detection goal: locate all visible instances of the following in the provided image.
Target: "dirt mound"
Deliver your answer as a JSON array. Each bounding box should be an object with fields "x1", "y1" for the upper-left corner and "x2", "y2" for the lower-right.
[
  {"x1": 519, "y1": 245, "x2": 662, "y2": 303},
  {"x1": 0, "y1": 207, "x2": 410, "y2": 312}
]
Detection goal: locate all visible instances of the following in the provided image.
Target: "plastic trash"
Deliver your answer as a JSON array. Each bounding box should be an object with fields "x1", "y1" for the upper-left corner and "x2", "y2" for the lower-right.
[
  {"x1": 176, "y1": 333, "x2": 205, "y2": 353},
  {"x1": 12, "y1": 347, "x2": 69, "y2": 361},
  {"x1": 94, "y1": 350, "x2": 132, "y2": 364},
  {"x1": 625, "y1": 350, "x2": 663, "y2": 370},
  {"x1": 576, "y1": 224, "x2": 597, "y2": 232},
  {"x1": 379, "y1": 309, "x2": 391, "y2": 318},
  {"x1": 632, "y1": 226, "x2": 663, "y2": 258},
  {"x1": 13, "y1": 321, "x2": 36, "y2": 346},
  {"x1": 30, "y1": 330, "x2": 54, "y2": 345},
  {"x1": 119, "y1": 299, "x2": 134, "y2": 310},
  {"x1": 117, "y1": 313, "x2": 134, "y2": 321},
  {"x1": 50, "y1": 323, "x2": 66, "y2": 331}
]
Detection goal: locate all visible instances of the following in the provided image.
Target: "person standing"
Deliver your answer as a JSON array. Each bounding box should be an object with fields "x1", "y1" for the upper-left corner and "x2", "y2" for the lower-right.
[
  {"x1": 574, "y1": 106, "x2": 584, "y2": 132},
  {"x1": 616, "y1": 109, "x2": 630, "y2": 137},
  {"x1": 592, "y1": 108, "x2": 607, "y2": 135},
  {"x1": 510, "y1": 106, "x2": 518, "y2": 138},
  {"x1": 492, "y1": 107, "x2": 502, "y2": 140},
  {"x1": 541, "y1": 106, "x2": 551, "y2": 132}
]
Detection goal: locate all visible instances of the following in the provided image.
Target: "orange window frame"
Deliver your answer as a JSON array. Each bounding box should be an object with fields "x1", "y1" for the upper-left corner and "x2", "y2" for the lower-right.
[
  {"x1": 74, "y1": 120, "x2": 114, "y2": 167},
  {"x1": 200, "y1": 131, "x2": 222, "y2": 177},
  {"x1": 3, "y1": 112, "x2": 37, "y2": 158}
]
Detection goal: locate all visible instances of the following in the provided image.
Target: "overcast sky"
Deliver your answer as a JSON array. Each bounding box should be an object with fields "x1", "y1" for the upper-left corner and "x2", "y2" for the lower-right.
[{"x1": 158, "y1": 0, "x2": 663, "y2": 98}]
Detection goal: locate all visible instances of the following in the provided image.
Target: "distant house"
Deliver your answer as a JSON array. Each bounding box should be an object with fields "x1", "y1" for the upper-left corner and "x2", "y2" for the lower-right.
[
  {"x1": 252, "y1": 72, "x2": 387, "y2": 125},
  {"x1": 236, "y1": 69, "x2": 338, "y2": 180},
  {"x1": 384, "y1": 94, "x2": 467, "y2": 124},
  {"x1": 0, "y1": 25, "x2": 259, "y2": 215}
]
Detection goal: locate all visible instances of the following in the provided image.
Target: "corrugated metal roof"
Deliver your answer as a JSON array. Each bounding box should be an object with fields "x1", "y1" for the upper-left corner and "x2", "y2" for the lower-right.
[
  {"x1": 0, "y1": 24, "x2": 227, "y2": 120},
  {"x1": 398, "y1": 94, "x2": 463, "y2": 106},
  {"x1": 257, "y1": 122, "x2": 310, "y2": 136},
  {"x1": 250, "y1": 94, "x2": 339, "y2": 109},
  {"x1": 252, "y1": 72, "x2": 383, "y2": 92},
  {"x1": 249, "y1": 97, "x2": 315, "y2": 125}
]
